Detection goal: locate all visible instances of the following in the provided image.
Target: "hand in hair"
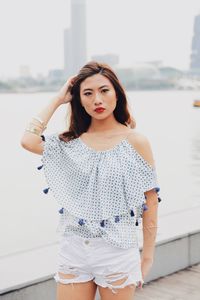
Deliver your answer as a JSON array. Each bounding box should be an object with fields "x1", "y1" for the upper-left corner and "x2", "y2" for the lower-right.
[{"x1": 56, "y1": 75, "x2": 77, "y2": 105}]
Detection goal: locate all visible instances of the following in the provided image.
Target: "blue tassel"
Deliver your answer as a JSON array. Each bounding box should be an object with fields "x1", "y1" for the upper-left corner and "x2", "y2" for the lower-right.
[
  {"x1": 155, "y1": 187, "x2": 160, "y2": 193},
  {"x1": 158, "y1": 197, "x2": 162, "y2": 202},
  {"x1": 115, "y1": 216, "x2": 120, "y2": 223},
  {"x1": 135, "y1": 220, "x2": 139, "y2": 226},
  {"x1": 43, "y1": 187, "x2": 50, "y2": 194},
  {"x1": 100, "y1": 220, "x2": 105, "y2": 227},
  {"x1": 78, "y1": 219, "x2": 85, "y2": 226},
  {"x1": 41, "y1": 135, "x2": 45, "y2": 141},
  {"x1": 130, "y1": 209, "x2": 135, "y2": 217},
  {"x1": 59, "y1": 207, "x2": 64, "y2": 214},
  {"x1": 142, "y1": 203, "x2": 148, "y2": 211},
  {"x1": 37, "y1": 164, "x2": 43, "y2": 170}
]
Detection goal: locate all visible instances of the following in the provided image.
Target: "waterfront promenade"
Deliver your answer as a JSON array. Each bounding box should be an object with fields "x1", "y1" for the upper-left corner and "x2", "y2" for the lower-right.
[{"x1": 135, "y1": 263, "x2": 200, "y2": 300}]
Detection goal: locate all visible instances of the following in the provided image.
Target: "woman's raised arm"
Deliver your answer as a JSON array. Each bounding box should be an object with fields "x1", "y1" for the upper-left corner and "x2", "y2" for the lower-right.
[{"x1": 20, "y1": 75, "x2": 77, "y2": 155}]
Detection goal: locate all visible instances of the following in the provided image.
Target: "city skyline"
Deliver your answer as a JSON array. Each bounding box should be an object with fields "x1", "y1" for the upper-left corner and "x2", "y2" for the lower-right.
[{"x1": 0, "y1": 0, "x2": 200, "y2": 78}]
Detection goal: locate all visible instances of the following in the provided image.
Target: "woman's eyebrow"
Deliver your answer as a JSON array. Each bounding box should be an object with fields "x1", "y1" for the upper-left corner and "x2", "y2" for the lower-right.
[{"x1": 83, "y1": 85, "x2": 110, "y2": 92}]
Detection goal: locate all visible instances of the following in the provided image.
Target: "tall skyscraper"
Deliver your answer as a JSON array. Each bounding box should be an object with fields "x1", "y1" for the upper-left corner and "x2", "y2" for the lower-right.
[
  {"x1": 64, "y1": 28, "x2": 73, "y2": 78},
  {"x1": 190, "y1": 14, "x2": 200, "y2": 74},
  {"x1": 64, "y1": 0, "x2": 87, "y2": 78}
]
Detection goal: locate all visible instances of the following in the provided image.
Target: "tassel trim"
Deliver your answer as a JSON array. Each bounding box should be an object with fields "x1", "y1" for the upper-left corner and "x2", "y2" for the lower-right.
[
  {"x1": 57, "y1": 203, "x2": 162, "y2": 230},
  {"x1": 43, "y1": 187, "x2": 50, "y2": 194},
  {"x1": 59, "y1": 207, "x2": 64, "y2": 214},
  {"x1": 41, "y1": 135, "x2": 45, "y2": 141},
  {"x1": 37, "y1": 164, "x2": 43, "y2": 170},
  {"x1": 78, "y1": 219, "x2": 86, "y2": 226},
  {"x1": 42, "y1": 172, "x2": 161, "y2": 229}
]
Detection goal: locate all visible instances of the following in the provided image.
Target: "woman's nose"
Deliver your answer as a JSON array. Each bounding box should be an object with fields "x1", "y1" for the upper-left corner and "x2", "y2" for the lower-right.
[{"x1": 94, "y1": 92, "x2": 102, "y2": 104}]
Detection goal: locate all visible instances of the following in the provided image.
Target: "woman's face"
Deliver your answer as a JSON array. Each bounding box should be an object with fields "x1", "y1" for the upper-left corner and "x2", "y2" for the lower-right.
[{"x1": 80, "y1": 74, "x2": 117, "y2": 119}]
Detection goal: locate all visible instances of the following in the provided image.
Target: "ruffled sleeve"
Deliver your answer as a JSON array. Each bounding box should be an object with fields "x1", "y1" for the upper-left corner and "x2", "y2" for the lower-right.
[
  {"x1": 40, "y1": 133, "x2": 63, "y2": 194},
  {"x1": 42, "y1": 133, "x2": 61, "y2": 160}
]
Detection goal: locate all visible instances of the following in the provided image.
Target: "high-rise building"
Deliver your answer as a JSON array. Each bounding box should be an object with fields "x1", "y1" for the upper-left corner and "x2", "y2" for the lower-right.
[
  {"x1": 64, "y1": 28, "x2": 73, "y2": 79},
  {"x1": 64, "y1": 0, "x2": 87, "y2": 78},
  {"x1": 190, "y1": 14, "x2": 200, "y2": 74},
  {"x1": 91, "y1": 54, "x2": 119, "y2": 67}
]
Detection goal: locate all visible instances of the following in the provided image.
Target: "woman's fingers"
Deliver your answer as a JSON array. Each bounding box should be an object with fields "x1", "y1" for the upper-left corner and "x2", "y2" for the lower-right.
[{"x1": 68, "y1": 74, "x2": 77, "y2": 85}]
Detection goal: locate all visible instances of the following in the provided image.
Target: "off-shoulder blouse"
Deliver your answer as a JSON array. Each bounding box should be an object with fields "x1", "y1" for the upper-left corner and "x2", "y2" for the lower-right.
[{"x1": 39, "y1": 131, "x2": 161, "y2": 249}]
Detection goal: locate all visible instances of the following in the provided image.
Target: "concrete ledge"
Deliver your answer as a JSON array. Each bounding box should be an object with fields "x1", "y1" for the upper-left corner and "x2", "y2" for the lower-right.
[
  {"x1": 189, "y1": 231, "x2": 200, "y2": 265},
  {"x1": 0, "y1": 243, "x2": 59, "y2": 294},
  {"x1": 1, "y1": 207, "x2": 200, "y2": 299},
  {"x1": 143, "y1": 232, "x2": 200, "y2": 283},
  {"x1": 0, "y1": 279, "x2": 56, "y2": 300}
]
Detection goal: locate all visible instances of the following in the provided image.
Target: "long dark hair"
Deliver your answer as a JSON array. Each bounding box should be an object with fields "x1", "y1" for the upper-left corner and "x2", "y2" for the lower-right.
[{"x1": 59, "y1": 61, "x2": 136, "y2": 142}]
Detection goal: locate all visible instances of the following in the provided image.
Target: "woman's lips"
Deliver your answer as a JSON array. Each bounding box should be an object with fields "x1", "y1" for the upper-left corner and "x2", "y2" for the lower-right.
[{"x1": 94, "y1": 108, "x2": 105, "y2": 113}]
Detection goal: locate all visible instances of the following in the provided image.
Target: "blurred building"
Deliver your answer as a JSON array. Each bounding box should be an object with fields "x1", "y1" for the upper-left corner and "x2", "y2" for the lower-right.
[
  {"x1": 115, "y1": 61, "x2": 183, "y2": 90},
  {"x1": 190, "y1": 14, "x2": 200, "y2": 74},
  {"x1": 64, "y1": 28, "x2": 73, "y2": 79},
  {"x1": 117, "y1": 62, "x2": 161, "y2": 81},
  {"x1": 19, "y1": 65, "x2": 31, "y2": 78},
  {"x1": 64, "y1": 0, "x2": 87, "y2": 78},
  {"x1": 91, "y1": 54, "x2": 119, "y2": 67},
  {"x1": 48, "y1": 69, "x2": 64, "y2": 83}
]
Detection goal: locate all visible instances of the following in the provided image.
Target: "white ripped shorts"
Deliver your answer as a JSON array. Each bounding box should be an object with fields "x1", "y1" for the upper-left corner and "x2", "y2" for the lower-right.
[{"x1": 54, "y1": 234, "x2": 144, "y2": 294}]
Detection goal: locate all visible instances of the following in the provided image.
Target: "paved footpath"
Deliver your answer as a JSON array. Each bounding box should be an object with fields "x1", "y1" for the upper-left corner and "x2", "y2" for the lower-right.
[{"x1": 135, "y1": 263, "x2": 200, "y2": 300}]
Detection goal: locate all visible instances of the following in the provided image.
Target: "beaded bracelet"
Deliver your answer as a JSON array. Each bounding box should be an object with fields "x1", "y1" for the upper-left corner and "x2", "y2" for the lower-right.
[
  {"x1": 25, "y1": 128, "x2": 42, "y2": 136},
  {"x1": 32, "y1": 116, "x2": 45, "y2": 125},
  {"x1": 29, "y1": 121, "x2": 44, "y2": 129},
  {"x1": 25, "y1": 120, "x2": 47, "y2": 136}
]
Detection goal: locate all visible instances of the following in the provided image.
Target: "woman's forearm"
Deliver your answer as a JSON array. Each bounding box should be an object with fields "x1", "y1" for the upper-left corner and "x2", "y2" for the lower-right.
[
  {"x1": 21, "y1": 97, "x2": 61, "y2": 146},
  {"x1": 20, "y1": 76, "x2": 76, "y2": 149},
  {"x1": 141, "y1": 191, "x2": 158, "y2": 261},
  {"x1": 35, "y1": 96, "x2": 61, "y2": 127},
  {"x1": 141, "y1": 223, "x2": 157, "y2": 261}
]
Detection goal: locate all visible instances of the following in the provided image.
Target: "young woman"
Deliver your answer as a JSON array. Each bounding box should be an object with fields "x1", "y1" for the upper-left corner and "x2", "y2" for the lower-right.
[{"x1": 21, "y1": 61, "x2": 161, "y2": 300}]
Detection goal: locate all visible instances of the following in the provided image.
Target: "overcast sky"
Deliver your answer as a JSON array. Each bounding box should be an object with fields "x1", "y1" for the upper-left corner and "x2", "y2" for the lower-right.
[{"x1": 0, "y1": 0, "x2": 200, "y2": 78}]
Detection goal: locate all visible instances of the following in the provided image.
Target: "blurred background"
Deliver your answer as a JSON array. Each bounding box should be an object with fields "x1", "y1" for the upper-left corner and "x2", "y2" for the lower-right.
[{"x1": 0, "y1": 0, "x2": 200, "y2": 278}]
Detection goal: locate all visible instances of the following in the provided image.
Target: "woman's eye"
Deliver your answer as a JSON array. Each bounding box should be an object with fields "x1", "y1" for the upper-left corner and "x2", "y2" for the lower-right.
[
  {"x1": 102, "y1": 89, "x2": 109, "y2": 93},
  {"x1": 84, "y1": 92, "x2": 92, "y2": 96}
]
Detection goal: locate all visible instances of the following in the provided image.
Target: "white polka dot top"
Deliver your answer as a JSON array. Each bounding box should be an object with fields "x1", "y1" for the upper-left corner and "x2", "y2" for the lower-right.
[{"x1": 39, "y1": 131, "x2": 161, "y2": 249}]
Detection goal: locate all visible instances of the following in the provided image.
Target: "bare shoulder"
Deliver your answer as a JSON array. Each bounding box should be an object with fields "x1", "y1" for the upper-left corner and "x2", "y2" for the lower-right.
[
  {"x1": 127, "y1": 129, "x2": 150, "y2": 148},
  {"x1": 127, "y1": 129, "x2": 155, "y2": 167}
]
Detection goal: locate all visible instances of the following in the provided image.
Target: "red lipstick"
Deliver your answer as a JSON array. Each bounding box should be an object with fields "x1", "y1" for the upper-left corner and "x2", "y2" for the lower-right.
[{"x1": 94, "y1": 107, "x2": 105, "y2": 113}]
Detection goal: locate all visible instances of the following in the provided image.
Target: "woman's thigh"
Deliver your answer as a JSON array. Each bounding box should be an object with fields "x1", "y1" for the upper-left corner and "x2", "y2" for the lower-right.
[
  {"x1": 92, "y1": 242, "x2": 143, "y2": 299},
  {"x1": 56, "y1": 279, "x2": 97, "y2": 300},
  {"x1": 98, "y1": 281, "x2": 136, "y2": 300}
]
